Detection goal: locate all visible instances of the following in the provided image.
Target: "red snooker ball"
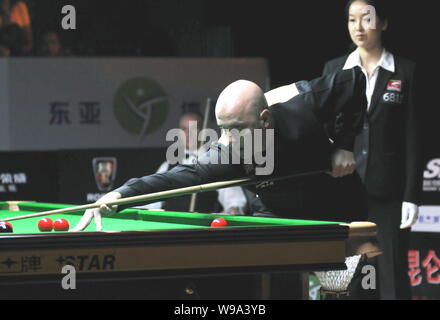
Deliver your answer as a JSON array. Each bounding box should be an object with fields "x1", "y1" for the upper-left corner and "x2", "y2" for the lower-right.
[
  {"x1": 210, "y1": 218, "x2": 228, "y2": 228},
  {"x1": 53, "y1": 218, "x2": 70, "y2": 232},
  {"x1": 38, "y1": 218, "x2": 53, "y2": 232}
]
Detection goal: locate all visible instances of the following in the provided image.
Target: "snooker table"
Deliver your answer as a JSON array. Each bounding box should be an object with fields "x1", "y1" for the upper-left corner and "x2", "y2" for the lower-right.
[{"x1": 0, "y1": 201, "x2": 379, "y2": 300}]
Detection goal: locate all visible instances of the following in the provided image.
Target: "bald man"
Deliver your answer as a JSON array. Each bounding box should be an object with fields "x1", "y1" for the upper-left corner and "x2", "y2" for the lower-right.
[{"x1": 72, "y1": 68, "x2": 367, "y2": 231}]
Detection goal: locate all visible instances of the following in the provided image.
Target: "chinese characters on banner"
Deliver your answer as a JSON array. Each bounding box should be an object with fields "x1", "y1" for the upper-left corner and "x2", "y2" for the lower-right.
[
  {"x1": 409, "y1": 250, "x2": 440, "y2": 287},
  {"x1": 50, "y1": 102, "x2": 101, "y2": 125},
  {"x1": 0, "y1": 256, "x2": 42, "y2": 274},
  {"x1": 0, "y1": 173, "x2": 27, "y2": 193},
  {"x1": 0, "y1": 254, "x2": 116, "y2": 275}
]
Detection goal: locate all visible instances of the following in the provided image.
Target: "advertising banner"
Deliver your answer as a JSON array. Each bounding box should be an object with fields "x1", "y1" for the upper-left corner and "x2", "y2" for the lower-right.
[
  {"x1": 410, "y1": 157, "x2": 440, "y2": 299},
  {"x1": 409, "y1": 231, "x2": 440, "y2": 300},
  {"x1": 57, "y1": 148, "x2": 167, "y2": 204},
  {"x1": 0, "y1": 58, "x2": 269, "y2": 151},
  {"x1": 0, "y1": 151, "x2": 59, "y2": 203},
  {"x1": 0, "y1": 148, "x2": 167, "y2": 204}
]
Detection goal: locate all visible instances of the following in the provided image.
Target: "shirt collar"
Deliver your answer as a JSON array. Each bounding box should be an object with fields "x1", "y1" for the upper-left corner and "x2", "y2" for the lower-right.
[{"x1": 343, "y1": 48, "x2": 395, "y2": 73}]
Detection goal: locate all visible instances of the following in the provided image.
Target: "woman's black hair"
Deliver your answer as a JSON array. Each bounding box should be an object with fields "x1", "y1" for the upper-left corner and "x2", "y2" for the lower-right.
[
  {"x1": 346, "y1": 0, "x2": 391, "y2": 22},
  {"x1": 345, "y1": 0, "x2": 393, "y2": 53}
]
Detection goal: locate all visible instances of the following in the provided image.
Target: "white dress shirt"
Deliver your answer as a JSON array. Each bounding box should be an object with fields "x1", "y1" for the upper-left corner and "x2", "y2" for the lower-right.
[{"x1": 343, "y1": 48, "x2": 395, "y2": 109}]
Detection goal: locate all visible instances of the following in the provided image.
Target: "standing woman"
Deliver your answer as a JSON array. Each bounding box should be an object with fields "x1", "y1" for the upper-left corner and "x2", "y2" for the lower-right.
[{"x1": 323, "y1": 0, "x2": 422, "y2": 300}]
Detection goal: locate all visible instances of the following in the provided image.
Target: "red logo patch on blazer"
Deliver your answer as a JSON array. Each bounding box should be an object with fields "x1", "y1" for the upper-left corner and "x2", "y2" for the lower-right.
[{"x1": 387, "y1": 80, "x2": 402, "y2": 92}]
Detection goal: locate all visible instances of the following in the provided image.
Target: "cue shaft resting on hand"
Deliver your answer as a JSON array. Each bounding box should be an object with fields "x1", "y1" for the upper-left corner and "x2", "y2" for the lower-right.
[{"x1": 1, "y1": 169, "x2": 327, "y2": 222}]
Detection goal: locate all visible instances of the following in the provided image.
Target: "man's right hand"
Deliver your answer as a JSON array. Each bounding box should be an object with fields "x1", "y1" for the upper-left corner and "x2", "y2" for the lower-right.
[{"x1": 70, "y1": 192, "x2": 121, "y2": 232}]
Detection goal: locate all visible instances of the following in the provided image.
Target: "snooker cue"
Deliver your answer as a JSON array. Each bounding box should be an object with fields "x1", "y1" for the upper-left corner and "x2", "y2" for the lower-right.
[
  {"x1": 189, "y1": 97, "x2": 212, "y2": 212},
  {"x1": 1, "y1": 169, "x2": 327, "y2": 222}
]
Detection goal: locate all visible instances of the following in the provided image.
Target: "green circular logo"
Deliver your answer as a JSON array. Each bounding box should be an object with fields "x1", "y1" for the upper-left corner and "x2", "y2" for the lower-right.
[{"x1": 113, "y1": 77, "x2": 169, "y2": 136}]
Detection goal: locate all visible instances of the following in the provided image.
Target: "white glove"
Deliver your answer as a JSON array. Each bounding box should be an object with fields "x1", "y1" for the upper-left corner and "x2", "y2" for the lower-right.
[
  {"x1": 330, "y1": 149, "x2": 356, "y2": 178},
  {"x1": 70, "y1": 192, "x2": 121, "y2": 232},
  {"x1": 400, "y1": 202, "x2": 419, "y2": 229}
]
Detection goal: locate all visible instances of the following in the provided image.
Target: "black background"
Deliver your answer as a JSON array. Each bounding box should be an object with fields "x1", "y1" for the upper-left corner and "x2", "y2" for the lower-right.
[{"x1": 29, "y1": 1, "x2": 431, "y2": 85}]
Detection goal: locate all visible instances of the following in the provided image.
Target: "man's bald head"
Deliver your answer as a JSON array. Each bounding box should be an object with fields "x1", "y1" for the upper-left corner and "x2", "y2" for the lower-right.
[{"x1": 215, "y1": 80, "x2": 269, "y2": 130}]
